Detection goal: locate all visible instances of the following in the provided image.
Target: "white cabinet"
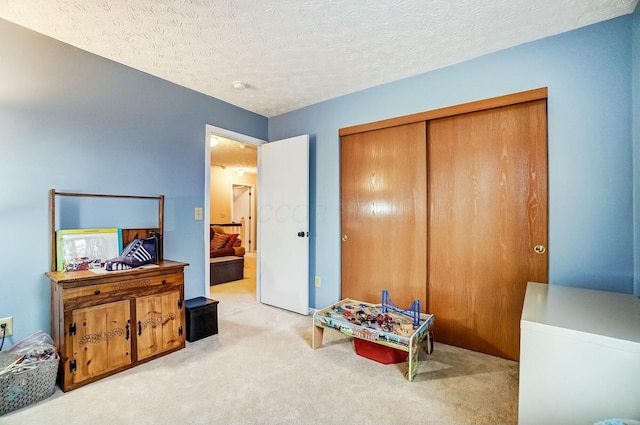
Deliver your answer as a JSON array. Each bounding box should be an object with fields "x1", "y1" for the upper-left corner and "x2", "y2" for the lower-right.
[{"x1": 519, "y1": 282, "x2": 640, "y2": 425}]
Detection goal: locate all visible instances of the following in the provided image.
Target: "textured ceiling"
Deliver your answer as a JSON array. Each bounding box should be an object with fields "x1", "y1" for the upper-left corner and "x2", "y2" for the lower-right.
[{"x1": 0, "y1": 0, "x2": 637, "y2": 117}]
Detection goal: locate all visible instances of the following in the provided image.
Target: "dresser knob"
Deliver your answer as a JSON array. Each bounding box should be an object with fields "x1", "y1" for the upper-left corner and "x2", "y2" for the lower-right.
[
  {"x1": 94, "y1": 290, "x2": 101, "y2": 295},
  {"x1": 161, "y1": 279, "x2": 167, "y2": 284}
]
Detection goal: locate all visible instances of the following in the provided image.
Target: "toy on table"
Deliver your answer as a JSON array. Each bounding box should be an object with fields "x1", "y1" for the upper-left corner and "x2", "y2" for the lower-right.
[{"x1": 381, "y1": 289, "x2": 421, "y2": 326}]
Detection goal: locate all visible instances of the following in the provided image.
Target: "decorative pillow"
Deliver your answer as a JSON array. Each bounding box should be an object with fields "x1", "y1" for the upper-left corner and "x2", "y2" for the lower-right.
[
  {"x1": 224, "y1": 234, "x2": 239, "y2": 248},
  {"x1": 210, "y1": 227, "x2": 215, "y2": 240},
  {"x1": 233, "y1": 239, "x2": 242, "y2": 248},
  {"x1": 210, "y1": 232, "x2": 229, "y2": 250}
]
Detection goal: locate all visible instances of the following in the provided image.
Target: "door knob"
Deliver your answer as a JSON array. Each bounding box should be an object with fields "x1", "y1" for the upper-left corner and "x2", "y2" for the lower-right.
[
  {"x1": 534, "y1": 245, "x2": 546, "y2": 254},
  {"x1": 342, "y1": 235, "x2": 348, "y2": 242}
]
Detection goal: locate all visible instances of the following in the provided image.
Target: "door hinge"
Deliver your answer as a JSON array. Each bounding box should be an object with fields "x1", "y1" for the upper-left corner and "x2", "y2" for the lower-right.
[
  {"x1": 69, "y1": 323, "x2": 76, "y2": 336},
  {"x1": 69, "y1": 360, "x2": 76, "y2": 373},
  {"x1": 178, "y1": 299, "x2": 183, "y2": 309},
  {"x1": 178, "y1": 326, "x2": 183, "y2": 336}
]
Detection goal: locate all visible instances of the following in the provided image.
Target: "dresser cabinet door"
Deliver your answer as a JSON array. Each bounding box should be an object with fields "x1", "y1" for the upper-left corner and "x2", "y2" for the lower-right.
[
  {"x1": 70, "y1": 300, "x2": 131, "y2": 385},
  {"x1": 136, "y1": 291, "x2": 183, "y2": 361}
]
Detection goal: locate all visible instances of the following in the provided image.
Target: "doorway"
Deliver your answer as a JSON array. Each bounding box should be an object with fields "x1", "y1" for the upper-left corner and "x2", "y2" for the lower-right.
[{"x1": 205, "y1": 125, "x2": 263, "y2": 300}]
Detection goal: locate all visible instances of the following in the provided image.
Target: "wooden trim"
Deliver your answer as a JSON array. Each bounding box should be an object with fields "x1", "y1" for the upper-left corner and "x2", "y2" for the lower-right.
[
  {"x1": 159, "y1": 195, "x2": 164, "y2": 240},
  {"x1": 339, "y1": 87, "x2": 548, "y2": 136},
  {"x1": 49, "y1": 189, "x2": 57, "y2": 272},
  {"x1": 54, "y1": 191, "x2": 162, "y2": 200}
]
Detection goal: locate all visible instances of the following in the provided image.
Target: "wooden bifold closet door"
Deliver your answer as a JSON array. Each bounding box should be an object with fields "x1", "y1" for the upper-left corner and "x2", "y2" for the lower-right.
[
  {"x1": 427, "y1": 99, "x2": 548, "y2": 360},
  {"x1": 340, "y1": 122, "x2": 427, "y2": 311},
  {"x1": 340, "y1": 90, "x2": 548, "y2": 361}
]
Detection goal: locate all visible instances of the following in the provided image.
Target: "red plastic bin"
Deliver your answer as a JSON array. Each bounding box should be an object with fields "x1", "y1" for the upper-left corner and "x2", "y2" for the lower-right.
[{"x1": 353, "y1": 338, "x2": 408, "y2": 364}]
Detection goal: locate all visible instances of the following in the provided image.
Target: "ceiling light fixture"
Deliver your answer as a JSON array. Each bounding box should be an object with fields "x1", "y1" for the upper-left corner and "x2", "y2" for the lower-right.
[
  {"x1": 210, "y1": 136, "x2": 219, "y2": 147},
  {"x1": 237, "y1": 169, "x2": 244, "y2": 176},
  {"x1": 232, "y1": 81, "x2": 246, "y2": 90}
]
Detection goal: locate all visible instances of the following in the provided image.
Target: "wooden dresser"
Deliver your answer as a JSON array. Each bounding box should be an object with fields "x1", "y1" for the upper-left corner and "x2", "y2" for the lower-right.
[
  {"x1": 47, "y1": 190, "x2": 190, "y2": 391},
  {"x1": 47, "y1": 260, "x2": 188, "y2": 392}
]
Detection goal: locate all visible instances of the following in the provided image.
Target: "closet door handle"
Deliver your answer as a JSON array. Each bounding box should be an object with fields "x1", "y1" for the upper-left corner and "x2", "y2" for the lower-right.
[
  {"x1": 534, "y1": 245, "x2": 546, "y2": 254},
  {"x1": 342, "y1": 235, "x2": 348, "y2": 242}
]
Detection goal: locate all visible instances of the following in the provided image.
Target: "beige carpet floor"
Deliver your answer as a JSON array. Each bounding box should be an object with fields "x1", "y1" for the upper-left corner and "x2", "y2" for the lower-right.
[{"x1": 1, "y1": 254, "x2": 519, "y2": 424}]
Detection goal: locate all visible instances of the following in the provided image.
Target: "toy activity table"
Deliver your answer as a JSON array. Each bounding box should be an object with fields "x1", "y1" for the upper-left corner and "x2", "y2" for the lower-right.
[{"x1": 312, "y1": 298, "x2": 435, "y2": 382}]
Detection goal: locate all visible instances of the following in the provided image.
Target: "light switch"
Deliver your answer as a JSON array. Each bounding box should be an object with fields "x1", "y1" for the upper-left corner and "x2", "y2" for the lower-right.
[{"x1": 194, "y1": 207, "x2": 203, "y2": 221}]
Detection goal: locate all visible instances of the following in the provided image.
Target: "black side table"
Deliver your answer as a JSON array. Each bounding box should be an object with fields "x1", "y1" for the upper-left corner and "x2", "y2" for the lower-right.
[{"x1": 185, "y1": 297, "x2": 219, "y2": 342}]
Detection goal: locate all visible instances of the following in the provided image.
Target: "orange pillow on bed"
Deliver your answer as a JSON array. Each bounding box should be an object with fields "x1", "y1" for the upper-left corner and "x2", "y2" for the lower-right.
[{"x1": 210, "y1": 232, "x2": 229, "y2": 250}]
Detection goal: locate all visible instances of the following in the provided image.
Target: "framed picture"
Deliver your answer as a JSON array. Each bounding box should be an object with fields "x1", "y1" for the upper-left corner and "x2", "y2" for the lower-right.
[{"x1": 56, "y1": 228, "x2": 122, "y2": 272}]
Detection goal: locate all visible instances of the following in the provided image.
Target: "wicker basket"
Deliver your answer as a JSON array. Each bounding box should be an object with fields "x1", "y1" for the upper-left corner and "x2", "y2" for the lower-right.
[{"x1": 0, "y1": 352, "x2": 59, "y2": 415}]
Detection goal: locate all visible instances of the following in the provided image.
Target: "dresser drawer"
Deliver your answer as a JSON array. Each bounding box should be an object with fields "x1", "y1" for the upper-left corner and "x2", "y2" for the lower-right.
[{"x1": 63, "y1": 273, "x2": 184, "y2": 301}]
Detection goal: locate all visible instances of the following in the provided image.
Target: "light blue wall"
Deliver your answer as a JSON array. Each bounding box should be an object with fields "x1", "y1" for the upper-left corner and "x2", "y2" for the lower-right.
[
  {"x1": 634, "y1": 5, "x2": 640, "y2": 297},
  {"x1": 0, "y1": 18, "x2": 267, "y2": 344},
  {"x1": 2, "y1": 11, "x2": 637, "y2": 345},
  {"x1": 270, "y1": 14, "x2": 637, "y2": 309}
]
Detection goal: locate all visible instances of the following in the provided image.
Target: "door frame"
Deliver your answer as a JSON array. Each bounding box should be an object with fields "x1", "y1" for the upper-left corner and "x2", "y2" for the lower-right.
[
  {"x1": 204, "y1": 125, "x2": 265, "y2": 299},
  {"x1": 230, "y1": 183, "x2": 255, "y2": 252}
]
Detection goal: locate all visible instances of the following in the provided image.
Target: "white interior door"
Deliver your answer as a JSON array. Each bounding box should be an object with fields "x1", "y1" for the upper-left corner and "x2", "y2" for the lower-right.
[{"x1": 258, "y1": 135, "x2": 309, "y2": 315}]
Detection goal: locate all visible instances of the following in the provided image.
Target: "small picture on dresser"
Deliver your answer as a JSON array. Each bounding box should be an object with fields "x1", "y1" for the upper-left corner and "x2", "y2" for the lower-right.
[{"x1": 56, "y1": 228, "x2": 122, "y2": 272}]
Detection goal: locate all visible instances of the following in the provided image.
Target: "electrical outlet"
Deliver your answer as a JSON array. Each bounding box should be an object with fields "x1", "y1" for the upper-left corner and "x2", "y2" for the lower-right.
[
  {"x1": 0, "y1": 316, "x2": 13, "y2": 337},
  {"x1": 315, "y1": 276, "x2": 321, "y2": 288},
  {"x1": 194, "y1": 207, "x2": 203, "y2": 221}
]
